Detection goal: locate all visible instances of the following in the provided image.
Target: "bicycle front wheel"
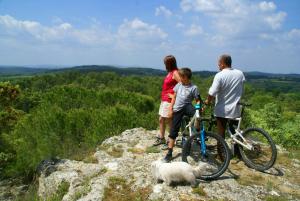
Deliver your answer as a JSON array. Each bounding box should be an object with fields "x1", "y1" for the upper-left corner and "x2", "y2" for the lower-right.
[
  {"x1": 238, "y1": 127, "x2": 277, "y2": 171},
  {"x1": 182, "y1": 132, "x2": 230, "y2": 180}
]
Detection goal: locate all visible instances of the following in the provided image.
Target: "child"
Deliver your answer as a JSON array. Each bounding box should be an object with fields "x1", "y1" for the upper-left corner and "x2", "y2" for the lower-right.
[{"x1": 164, "y1": 68, "x2": 202, "y2": 162}]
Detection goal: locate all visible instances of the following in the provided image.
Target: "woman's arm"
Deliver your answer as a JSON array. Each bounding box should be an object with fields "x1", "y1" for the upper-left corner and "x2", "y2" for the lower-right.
[
  {"x1": 173, "y1": 70, "x2": 181, "y2": 83},
  {"x1": 168, "y1": 92, "x2": 176, "y2": 118}
]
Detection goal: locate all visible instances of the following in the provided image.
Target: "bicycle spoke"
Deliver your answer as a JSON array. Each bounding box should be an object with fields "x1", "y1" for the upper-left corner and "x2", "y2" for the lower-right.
[
  {"x1": 183, "y1": 132, "x2": 230, "y2": 179},
  {"x1": 239, "y1": 128, "x2": 277, "y2": 171}
]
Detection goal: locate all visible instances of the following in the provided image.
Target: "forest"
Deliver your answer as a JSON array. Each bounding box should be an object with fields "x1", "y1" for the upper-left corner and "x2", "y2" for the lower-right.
[{"x1": 0, "y1": 67, "x2": 299, "y2": 182}]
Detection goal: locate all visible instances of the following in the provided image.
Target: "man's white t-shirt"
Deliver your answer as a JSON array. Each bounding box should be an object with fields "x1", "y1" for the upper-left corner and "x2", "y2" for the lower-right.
[{"x1": 208, "y1": 68, "x2": 245, "y2": 118}]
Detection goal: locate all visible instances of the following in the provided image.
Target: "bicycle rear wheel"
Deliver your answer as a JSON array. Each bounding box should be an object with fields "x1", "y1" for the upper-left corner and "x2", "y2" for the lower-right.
[
  {"x1": 238, "y1": 127, "x2": 277, "y2": 171},
  {"x1": 182, "y1": 131, "x2": 230, "y2": 180}
]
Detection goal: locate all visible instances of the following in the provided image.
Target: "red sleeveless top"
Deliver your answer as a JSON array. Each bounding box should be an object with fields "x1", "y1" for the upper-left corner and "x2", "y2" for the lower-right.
[{"x1": 161, "y1": 70, "x2": 178, "y2": 102}]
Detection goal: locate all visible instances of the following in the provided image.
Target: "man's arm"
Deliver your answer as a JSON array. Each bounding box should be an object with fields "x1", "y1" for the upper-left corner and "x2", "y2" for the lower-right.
[
  {"x1": 205, "y1": 75, "x2": 220, "y2": 105},
  {"x1": 205, "y1": 95, "x2": 214, "y2": 105}
]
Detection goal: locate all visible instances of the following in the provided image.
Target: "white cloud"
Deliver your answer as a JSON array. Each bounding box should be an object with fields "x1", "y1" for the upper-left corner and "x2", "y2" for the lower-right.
[
  {"x1": 176, "y1": 22, "x2": 185, "y2": 28},
  {"x1": 179, "y1": 0, "x2": 287, "y2": 44},
  {"x1": 180, "y1": 0, "x2": 221, "y2": 12},
  {"x1": 287, "y1": 29, "x2": 300, "y2": 39},
  {"x1": 259, "y1": 28, "x2": 300, "y2": 44},
  {"x1": 117, "y1": 18, "x2": 167, "y2": 40},
  {"x1": 0, "y1": 15, "x2": 168, "y2": 50},
  {"x1": 184, "y1": 24, "x2": 203, "y2": 36},
  {"x1": 264, "y1": 11, "x2": 287, "y2": 30},
  {"x1": 0, "y1": 14, "x2": 112, "y2": 45},
  {"x1": 155, "y1": 6, "x2": 172, "y2": 18},
  {"x1": 259, "y1": 1, "x2": 276, "y2": 12},
  {"x1": 0, "y1": 15, "x2": 74, "y2": 41}
]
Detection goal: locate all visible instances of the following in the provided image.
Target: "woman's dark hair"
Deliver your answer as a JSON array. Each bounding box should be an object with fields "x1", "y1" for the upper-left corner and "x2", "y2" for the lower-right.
[{"x1": 164, "y1": 55, "x2": 178, "y2": 72}]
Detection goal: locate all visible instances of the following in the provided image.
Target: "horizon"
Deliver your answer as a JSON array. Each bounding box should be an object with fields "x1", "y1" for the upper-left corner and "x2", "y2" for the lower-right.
[
  {"x1": 1, "y1": 64, "x2": 300, "y2": 75},
  {"x1": 0, "y1": 0, "x2": 300, "y2": 74}
]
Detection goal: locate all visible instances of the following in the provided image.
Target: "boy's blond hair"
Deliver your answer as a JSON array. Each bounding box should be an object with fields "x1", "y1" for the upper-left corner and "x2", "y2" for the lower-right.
[{"x1": 178, "y1": 68, "x2": 192, "y2": 79}]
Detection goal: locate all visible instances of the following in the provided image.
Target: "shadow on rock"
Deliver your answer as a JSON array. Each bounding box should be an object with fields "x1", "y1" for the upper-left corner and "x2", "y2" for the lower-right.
[{"x1": 36, "y1": 158, "x2": 63, "y2": 177}]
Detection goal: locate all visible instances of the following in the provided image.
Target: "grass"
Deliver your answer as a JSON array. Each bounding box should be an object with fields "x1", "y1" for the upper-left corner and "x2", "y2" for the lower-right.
[
  {"x1": 72, "y1": 167, "x2": 107, "y2": 200},
  {"x1": 266, "y1": 180, "x2": 274, "y2": 192},
  {"x1": 99, "y1": 144, "x2": 124, "y2": 158},
  {"x1": 102, "y1": 176, "x2": 151, "y2": 201},
  {"x1": 264, "y1": 195, "x2": 288, "y2": 201},
  {"x1": 82, "y1": 154, "x2": 98, "y2": 163},
  {"x1": 128, "y1": 140, "x2": 139, "y2": 147},
  {"x1": 127, "y1": 147, "x2": 144, "y2": 154},
  {"x1": 72, "y1": 179, "x2": 91, "y2": 200},
  {"x1": 16, "y1": 180, "x2": 70, "y2": 201},
  {"x1": 16, "y1": 168, "x2": 107, "y2": 201},
  {"x1": 286, "y1": 148, "x2": 300, "y2": 160},
  {"x1": 50, "y1": 181, "x2": 70, "y2": 201},
  {"x1": 192, "y1": 186, "x2": 207, "y2": 197},
  {"x1": 236, "y1": 174, "x2": 265, "y2": 186},
  {"x1": 276, "y1": 152, "x2": 293, "y2": 167},
  {"x1": 145, "y1": 146, "x2": 160, "y2": 154},
  {"x1": 69, "y1": 147, "x2": 97, "y2": 162},
  {"x1": 179, "y1": 195, "x2": 205, "y2": 201},
  {"x1": 15, "y1": 183, "x2": 39, "y2": 201}
]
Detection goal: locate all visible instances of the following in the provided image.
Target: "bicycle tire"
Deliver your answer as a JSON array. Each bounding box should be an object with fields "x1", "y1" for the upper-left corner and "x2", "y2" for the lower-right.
[
  {"x1": 238, "y1": 127, "x2": 277, "y2": 171},
  {"x1": 182, "y1": 131, "x2": 231, "y2": 180}
]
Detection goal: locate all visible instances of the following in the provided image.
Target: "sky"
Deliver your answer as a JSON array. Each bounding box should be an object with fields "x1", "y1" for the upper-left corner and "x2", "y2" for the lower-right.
[{"x1": 0, "y1": 0, "x2": 299, "y2": 73}]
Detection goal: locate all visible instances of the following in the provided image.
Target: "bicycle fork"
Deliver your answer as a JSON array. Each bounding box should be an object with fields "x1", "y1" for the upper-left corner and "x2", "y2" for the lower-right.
[{"x1": 200, "y1": 124, "x2": 207, "y2": 156}]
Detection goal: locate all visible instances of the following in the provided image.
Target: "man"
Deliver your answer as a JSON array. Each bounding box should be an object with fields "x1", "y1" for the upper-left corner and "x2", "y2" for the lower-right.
[{"x1": 205, "y1": 54, "x2": 245, "y2": 139}]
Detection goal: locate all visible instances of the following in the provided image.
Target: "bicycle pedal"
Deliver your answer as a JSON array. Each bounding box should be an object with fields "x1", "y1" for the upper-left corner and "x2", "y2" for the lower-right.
[{"x1": 201, "y1": 155, "x2": 209, "y2": 162}]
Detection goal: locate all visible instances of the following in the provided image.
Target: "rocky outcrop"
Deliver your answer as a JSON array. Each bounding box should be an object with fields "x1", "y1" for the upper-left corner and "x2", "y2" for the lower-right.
[{"x1": 2, "y1": 128, "x2": 299, "y2": 201}]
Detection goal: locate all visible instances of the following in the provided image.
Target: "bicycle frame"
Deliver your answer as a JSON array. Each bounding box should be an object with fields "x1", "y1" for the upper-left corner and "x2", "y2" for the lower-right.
[
  {"x1": 226, "y1": 111, "x2": 253, "y2": 151},
  {"x1": 183, "y1": 113, "x2": 207, "y2": 156}
]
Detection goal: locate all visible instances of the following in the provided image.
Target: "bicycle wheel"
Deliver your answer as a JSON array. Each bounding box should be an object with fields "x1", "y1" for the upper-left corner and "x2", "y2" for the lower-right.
[
  {"x1": 182, "y1": 131, "x2": 230, "y2": 180},
  {"x1": 238, "y1": 127, "x2": 277, "y2": 171}
]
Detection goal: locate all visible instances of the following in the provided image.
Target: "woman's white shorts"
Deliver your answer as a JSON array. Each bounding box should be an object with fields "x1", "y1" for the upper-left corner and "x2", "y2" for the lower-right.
[{"x1": 159, "y1": 101, "x2": 171, "y2": 118}]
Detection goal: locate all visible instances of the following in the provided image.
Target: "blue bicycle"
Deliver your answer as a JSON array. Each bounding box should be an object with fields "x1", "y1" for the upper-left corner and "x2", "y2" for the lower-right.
[{"x1": 180, "y1": 104, "x2": 231, "y2": 180}]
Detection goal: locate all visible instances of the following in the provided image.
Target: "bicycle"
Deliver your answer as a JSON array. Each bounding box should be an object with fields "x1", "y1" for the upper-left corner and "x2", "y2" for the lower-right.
[
  {"x1": 212, "y1": 102, "x2": 277, "y2": 171},
  {"x1": 179, "y1": 104, "x2": 231, "y2": 180}
]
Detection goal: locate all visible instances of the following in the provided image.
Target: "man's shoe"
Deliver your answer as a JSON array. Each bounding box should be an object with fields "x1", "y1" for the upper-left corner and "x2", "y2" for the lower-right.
[
  {"x1": 163, "y1": 153, "x2": 172, "y2": 162},
  {"x1": 153, "y1": 137, "x2": 166, "y2": 146}
]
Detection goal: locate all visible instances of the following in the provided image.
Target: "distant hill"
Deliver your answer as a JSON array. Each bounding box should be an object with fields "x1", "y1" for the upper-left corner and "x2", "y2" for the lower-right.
[
  {"x1": 51, "y1": 65, "x2": 166, "y2": 76},
  {"x1": 0, "y1": 66, "x2": 50, "y2": 76},
  {"x1": 245, "y1": 71, "x2": 300, "y2": 79},
  {"x1": 0, "y1": 65, "x2": 299, "y2": 79}
]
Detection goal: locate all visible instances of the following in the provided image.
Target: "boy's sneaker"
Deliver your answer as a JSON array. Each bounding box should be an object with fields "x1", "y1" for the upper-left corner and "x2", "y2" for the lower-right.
[
  {"x1": 153, "y1": 137, "x2": 166, "y2": 146},
  {"x1": 161, "y1": 143, "x2": 169, "y2": 150},
  {"x1": 163, "y1": 153, "x2": 172, "y2": 162}
]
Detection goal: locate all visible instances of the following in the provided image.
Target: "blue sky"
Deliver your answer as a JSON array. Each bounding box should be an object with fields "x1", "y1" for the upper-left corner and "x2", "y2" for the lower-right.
[{"x1": 0, "y1": 0, "x2": 299, "y2": 73}]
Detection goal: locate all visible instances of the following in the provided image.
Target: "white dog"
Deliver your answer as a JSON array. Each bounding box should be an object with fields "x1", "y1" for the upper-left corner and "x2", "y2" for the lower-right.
[{"x1": 151, "y1": 160, "x2": 202, "y2": 186}]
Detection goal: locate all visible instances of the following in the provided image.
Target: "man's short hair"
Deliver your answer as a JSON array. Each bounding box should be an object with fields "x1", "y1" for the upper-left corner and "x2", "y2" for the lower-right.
[
  {"x1": 220, "y1": 54, "x2": 232, "y2": 67},
  {"x1": 179, "y1": 68, "x2": 192, "y2": 79}
]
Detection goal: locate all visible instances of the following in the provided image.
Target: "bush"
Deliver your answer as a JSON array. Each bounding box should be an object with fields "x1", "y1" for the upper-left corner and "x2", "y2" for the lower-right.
[{"x1": 3, "y1": 85, "x2": 157, "y2": 177}]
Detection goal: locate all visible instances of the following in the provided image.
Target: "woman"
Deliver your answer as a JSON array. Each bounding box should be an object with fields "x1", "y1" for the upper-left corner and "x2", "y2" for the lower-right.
[{"x1": 153, "y1": 55, "x2": 181, "y2": 146}]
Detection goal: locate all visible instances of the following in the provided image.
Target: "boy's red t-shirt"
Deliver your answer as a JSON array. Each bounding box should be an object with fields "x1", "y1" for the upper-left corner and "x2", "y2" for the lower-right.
[{"x1": 161, "y1": 70, "x2": 178, "y2": 102}]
